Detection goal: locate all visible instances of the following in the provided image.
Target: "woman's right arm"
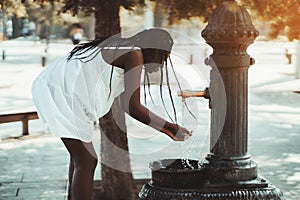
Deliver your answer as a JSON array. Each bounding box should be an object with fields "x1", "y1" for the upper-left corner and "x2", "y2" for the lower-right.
[{"x1": 120, "y1": 50, "x2": 192, "y2": 141}]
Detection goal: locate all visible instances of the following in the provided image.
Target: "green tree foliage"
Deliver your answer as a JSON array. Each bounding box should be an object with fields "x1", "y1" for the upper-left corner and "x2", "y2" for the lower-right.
[
  {"x1": 0, "y1": 0, "x2": 66, "y2": 27},
  {"x1": 0, "y1": 0, "x2": 27, "y2": 17},
  {"x1": 0, "y1": 0, "x2": 145, "y2": 24},
  {"x1": 150, "y1": 0, "x2": 300, "y2": 41},
  {"x1": 241, "y1": 0, "x2": 300, "y2": 40},
  {"x1": 31, "y1": 0, "x2": 145, "y2": 38},
  {"x1": 34, "y1": 0, "x2": 145, "y2": 15},
  {"x1": 150, "y1": 0, "x2": 225, "y2": 24},
  {"x1": 4, "y1": 0, "x2": 299, "y2": 40}
]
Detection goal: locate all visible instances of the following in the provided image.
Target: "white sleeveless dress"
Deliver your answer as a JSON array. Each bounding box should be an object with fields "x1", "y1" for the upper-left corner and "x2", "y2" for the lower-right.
[{"x1": 32, "y1": 47, "x2": 126, "y2": 142}]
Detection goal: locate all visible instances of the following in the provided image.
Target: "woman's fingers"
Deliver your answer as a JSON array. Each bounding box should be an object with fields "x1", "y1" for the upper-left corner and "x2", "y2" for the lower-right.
[
  {"x1": 175, "y1": 127, "x2": 192, "y2": 141},
  {"x1": 161, "y1": 126, "x2": 192, "y2": 141}
]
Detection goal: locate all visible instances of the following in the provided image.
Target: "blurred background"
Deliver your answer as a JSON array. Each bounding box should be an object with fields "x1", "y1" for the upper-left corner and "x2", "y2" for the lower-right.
[
  {"x1": 0, "y1": 0, "x2": 298, "y2": 43},
  {"x1": 0, "y1": 0, "x2": 299, "y2": 199}
]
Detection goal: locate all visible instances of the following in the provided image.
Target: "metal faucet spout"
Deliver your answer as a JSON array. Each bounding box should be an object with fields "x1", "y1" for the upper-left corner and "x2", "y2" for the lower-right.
[{"x1": 177, "y1": 88, "x2": 210, "y2": 102}]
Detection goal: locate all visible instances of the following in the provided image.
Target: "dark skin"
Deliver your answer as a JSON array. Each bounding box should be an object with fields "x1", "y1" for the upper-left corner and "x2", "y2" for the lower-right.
[
  {"x1": 105, "y1": 48, "x2": 192, "y2": 141},
  {"x1": 62, "y1": 138, "x2": 97, "y2": 200},
  {"x1": 63, "y1": 47, "x2": 192, "y2": 200}
]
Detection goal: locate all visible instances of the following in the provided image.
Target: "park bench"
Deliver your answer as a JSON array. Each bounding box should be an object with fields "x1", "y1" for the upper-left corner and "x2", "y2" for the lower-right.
[{"x1": 0, "y1": 111, "x2": 38, "y2": 136}]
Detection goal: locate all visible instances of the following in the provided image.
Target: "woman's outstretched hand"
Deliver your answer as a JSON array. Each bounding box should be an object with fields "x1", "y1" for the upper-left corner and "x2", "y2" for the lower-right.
[{"x1": 162, "y1": 124, "x2": 193, "y2": 141}]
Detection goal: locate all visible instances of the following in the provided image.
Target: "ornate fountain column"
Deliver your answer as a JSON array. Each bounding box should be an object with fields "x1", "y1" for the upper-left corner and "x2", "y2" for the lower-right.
[
  {"x1": 139, "y1": 1, "x2": 284, "y2": 199},
  {"x1": 201, "y1": 0, "x2": 258, "y2": 182},
  {"x1": 201, "y1": 0, "x2": 284, "y2": 198}
]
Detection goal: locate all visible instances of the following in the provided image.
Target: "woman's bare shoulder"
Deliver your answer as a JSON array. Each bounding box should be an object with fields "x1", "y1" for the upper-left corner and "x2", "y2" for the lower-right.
[
  {"x1": 104, "y1": 48, "x2": 142, "y2": 70},
  {"x1": 123, "y1": 49, "x2": 143, "y2": 69},
  {"x1": 101, "y1": 47, "x2": 142, "y2": 67}
]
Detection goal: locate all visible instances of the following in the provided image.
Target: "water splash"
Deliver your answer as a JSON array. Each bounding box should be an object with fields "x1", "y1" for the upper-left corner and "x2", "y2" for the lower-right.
[{"x1": 181, "y1": 159, "x2": 194, "y2": 169}]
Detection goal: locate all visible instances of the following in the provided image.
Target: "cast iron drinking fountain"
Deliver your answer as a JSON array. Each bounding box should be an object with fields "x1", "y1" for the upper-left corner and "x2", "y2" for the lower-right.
[{"x1": 139, "y1": 1, "x2": 284, "y2": 199}]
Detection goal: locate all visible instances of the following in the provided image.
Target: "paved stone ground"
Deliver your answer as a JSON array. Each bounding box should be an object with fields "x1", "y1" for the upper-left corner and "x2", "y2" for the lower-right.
[
  {"x1": 0, "y1": 135, "x2": 68, "y2": 200},
  {"x1": 0, "y1": 134, "x2": 147, "y2": 200},
  {"x1": 1, "y1": 131, "x2": 299, "y2": 200}
]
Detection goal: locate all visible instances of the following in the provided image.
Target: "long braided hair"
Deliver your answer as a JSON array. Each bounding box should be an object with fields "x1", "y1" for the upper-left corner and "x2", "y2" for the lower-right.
[{"x1": 67, "y1": 28, "x2": 195, "y2": 124}]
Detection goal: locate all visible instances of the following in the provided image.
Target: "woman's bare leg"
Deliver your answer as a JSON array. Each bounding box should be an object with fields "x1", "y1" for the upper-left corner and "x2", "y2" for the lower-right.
[{"x1": 62, "y1": 138, "x2": 97, "y2": 200}]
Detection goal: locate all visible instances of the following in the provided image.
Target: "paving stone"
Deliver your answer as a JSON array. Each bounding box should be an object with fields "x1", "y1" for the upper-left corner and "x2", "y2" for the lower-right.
[
  {"x1": 0, "y1": 135, "x2": 68, "y2": 199},
  {"x1": 1, "y1": 181, "x2": 67, "y2": 200}
]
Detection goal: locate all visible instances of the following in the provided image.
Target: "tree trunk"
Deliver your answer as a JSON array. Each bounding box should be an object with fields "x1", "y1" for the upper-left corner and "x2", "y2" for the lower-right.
[
  {"x1": 87, "y1": 13, "x2": 95, "y2": 40},
  {"x1": 94, "y1": 0, "x2": 121, "y2": 39},
  {"x1": 99, "y1": 99, "x2": 136, "y2": 200},
  {"x1": 154, "y1": 2, "x2": 163, "y2": 27},
  {"x1": 95, "y1": 0, "x2": 135, "y2": 199}
]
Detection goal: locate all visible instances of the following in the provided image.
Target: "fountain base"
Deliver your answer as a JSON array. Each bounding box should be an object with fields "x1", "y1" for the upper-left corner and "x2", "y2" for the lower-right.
[{"x1": 139, "y1": 159, "x2": 284, "y2": 200}]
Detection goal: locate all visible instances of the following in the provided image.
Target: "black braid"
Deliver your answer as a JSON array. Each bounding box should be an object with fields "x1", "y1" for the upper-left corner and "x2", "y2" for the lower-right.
[
  {"x1": 107, "y1": 66, "x2": 114, "y2": 101},
  {"x1": 169, "y1": 57, "x2": 198, "y2": 123},
  {"x1": 65, "y1": 28, "x2": 184, "y2": 124},
  {"x1": 165, "y1": 58, "x2": 178, "y2": 124},
  {"x1": 143, "y1": 71, "x2": 147, "y2": 106},
  {"x1": 146, "y1": 72, "x2": 154, "y2": 105},
  {"x1": 159, "y1": 62, "x2": 175, "y2": 123},
  {"x1": 67, "y1": 39, "x2": 104, "y2": 61}
]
